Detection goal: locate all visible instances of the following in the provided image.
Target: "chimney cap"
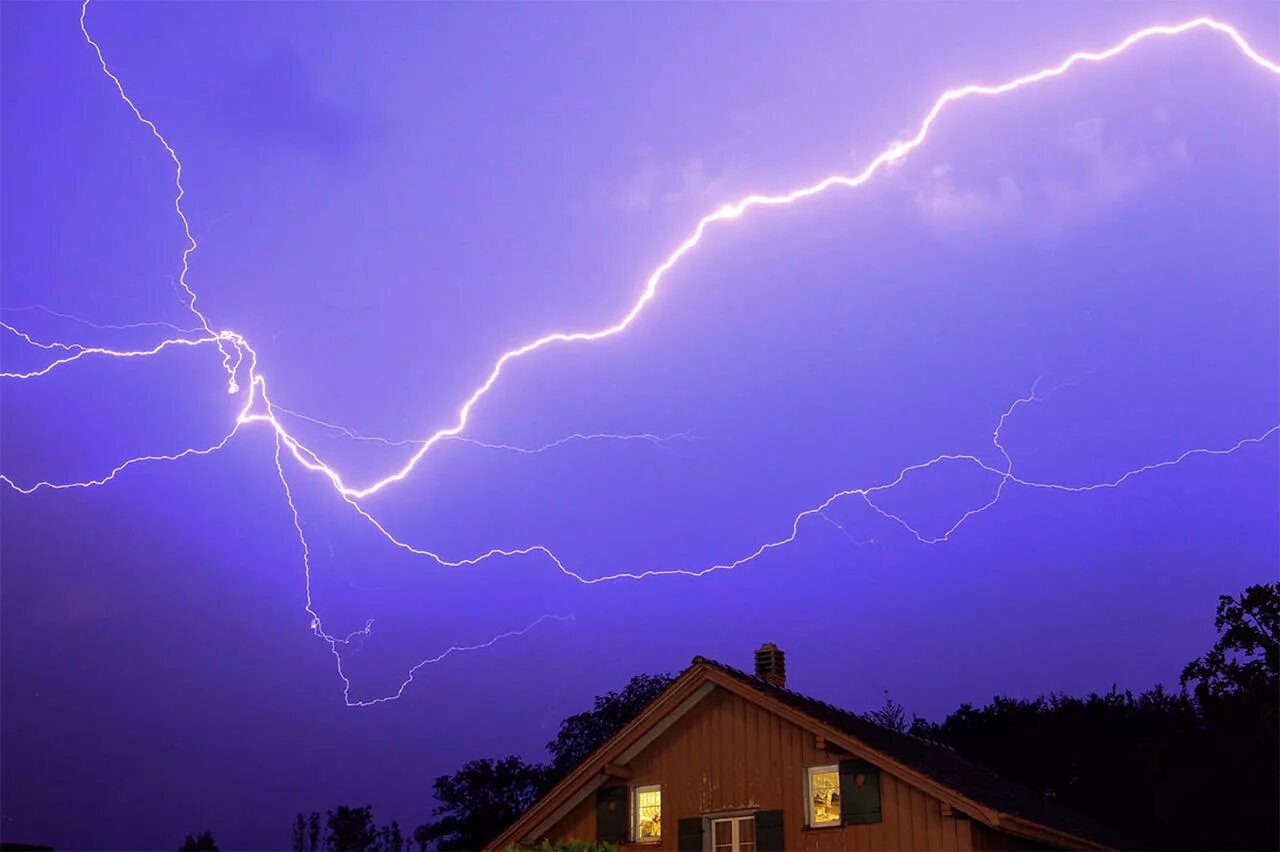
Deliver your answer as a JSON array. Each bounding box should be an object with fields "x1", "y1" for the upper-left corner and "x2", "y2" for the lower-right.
[{"x1": 754, "y1": 642, "x2": 787, "y2": 688}]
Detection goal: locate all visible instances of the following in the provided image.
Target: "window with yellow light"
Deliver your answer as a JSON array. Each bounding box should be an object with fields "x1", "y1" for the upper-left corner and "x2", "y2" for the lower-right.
[{"x1": 633, "y1": 785, "x2": 661, "y2": 841}]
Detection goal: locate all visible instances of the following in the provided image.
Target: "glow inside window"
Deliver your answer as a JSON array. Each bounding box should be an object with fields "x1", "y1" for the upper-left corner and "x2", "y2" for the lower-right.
[
  {"x1": 635, "y1": 785, "x2": 661, "y2": 841},
  {"x1": 808, "y1": 765, "x2": 841, "y2": 826}
]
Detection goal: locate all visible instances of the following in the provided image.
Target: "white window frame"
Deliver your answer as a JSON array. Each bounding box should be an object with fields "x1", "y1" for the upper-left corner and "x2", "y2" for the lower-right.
[
  {"x1": 806, "y1": 763, "x2": 841, "y2": 828},
  {"x1": 710, "y1": 814, "x2": 756, "y2": 852},
  {"x1": 632, "y1": 783, "x2": 662, "y2": 843}
]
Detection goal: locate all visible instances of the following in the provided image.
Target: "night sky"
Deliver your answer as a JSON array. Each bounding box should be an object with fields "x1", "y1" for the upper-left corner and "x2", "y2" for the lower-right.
[{"x1": 2, "y1": 2, "x2": 1278, "y2": 849}]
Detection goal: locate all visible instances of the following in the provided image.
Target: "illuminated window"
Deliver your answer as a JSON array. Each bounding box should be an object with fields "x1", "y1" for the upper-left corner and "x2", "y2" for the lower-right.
[
  {"x1": 807, "y1": 764, "x2": 841, "y2": 827},
  {"x1": 633, "y1": 784, "x2": 661, "y2": 842}
]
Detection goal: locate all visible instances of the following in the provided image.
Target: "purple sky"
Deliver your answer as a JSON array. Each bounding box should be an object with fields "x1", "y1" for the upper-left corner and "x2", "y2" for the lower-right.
[{"x1": 2, "y1": 2, "x2": 1278, "y2": 849}]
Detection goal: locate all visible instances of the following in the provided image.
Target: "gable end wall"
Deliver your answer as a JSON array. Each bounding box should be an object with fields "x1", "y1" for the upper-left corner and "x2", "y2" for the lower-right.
[{"x1": 537, "y1": 686, "x2": 983, "y2": 851}]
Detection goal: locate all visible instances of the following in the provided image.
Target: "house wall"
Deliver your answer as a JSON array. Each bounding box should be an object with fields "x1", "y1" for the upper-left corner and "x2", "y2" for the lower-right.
[{"x1": 538, "y1": 686, "x2": 986, "y2": 851}]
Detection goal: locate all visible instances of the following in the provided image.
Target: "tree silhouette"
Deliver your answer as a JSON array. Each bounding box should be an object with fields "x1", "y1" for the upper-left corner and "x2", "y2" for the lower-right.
[
  {"x1": 178, "y1": 830, "x2": 218, "y2": 851},
  {"x1": 293, "y1": 814, "x2": 311, "y2": 852},
  {"x1": 914, "y1": 581, "x2": 1279, "y2": 850},
  {"x1": 377, "y1": 821, "x2": 405, "y2": 852},
  {"x1": 291, "y1": 805, "x2": 403, "y2": 851},
  {"x1": 412, "y1": 757, "x2": 547, "y2": 851},
  {"x1": 326, "y1": 805, "x2": 377, "y2": 851},
  {"x1": 1178, "y1": 581, "x2": 1279, "y2": 848},
  {"x1": 545, "y1": 673, "x2": 675, "y2": 778},
  {"x1": 866, "y1": 690, "x2": 908, "y2": 732},
  {"x1": 1181, "y1": 581, "x2": 1278, "y2": 702},
  {"x1": 411, "y1": 672, "x2": 674, "y2": 850}
]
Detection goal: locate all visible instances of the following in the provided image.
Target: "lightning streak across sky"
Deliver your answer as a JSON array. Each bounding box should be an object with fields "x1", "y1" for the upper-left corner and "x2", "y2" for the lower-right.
[
  {"x1": 271, "y1": 403, "x2": 697, "y2": 456},
  {"x1": 2, "y1": 303, "x2": 203, "y2": 334},
  {"x1": 2, "y1": 3, "x2": 1277, "y2": 704}
]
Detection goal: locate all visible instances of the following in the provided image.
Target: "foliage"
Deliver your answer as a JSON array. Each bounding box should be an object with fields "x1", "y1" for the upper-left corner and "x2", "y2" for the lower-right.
[
  {"x1": 914, "y1": 581, "x2": 1279, "y2": 850},
  {"x1": 410, "y1": 673, "x2": 674, "y2": 851},
  {"x1": 545, "y1": 673, "x2": 675, "y2": 777},
  {"x1": 179, "y1": 830, "x2": 218, "y2": 851},
  {"x1": 412, "y1": 757, "x2": 549, "y2": 852},
  {"x1": 1180, "y1": 581, "x2": 1278, "y2": 702},
  {"x1": 328, "y1": 805, "x2": 378, "y2": 851},
  {"x1": 910, "y1": 686, "x2": 1200, "y2": 841},
  {"x1": 1177, "y1": 581, "x2": 1279, "y2": 847},
  {"x1": 292, "y1": 805, "x2": 404, "y2": 851},
  {"x1": 866, "y1": 691, "x2": 908, "y2": 732},
  {"x1": 293, "y1": 812, "x2": 323, "y2": 851}
]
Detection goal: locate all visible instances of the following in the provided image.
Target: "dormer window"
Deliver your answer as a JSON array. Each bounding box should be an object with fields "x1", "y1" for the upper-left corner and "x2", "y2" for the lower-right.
[{"x1": 633, "y1": 784, "x2": 662, "y2": 842}]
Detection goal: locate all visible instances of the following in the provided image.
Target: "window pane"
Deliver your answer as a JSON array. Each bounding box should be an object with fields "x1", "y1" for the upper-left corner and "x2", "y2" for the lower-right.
[
  {"x1": 810, "y1": 767, "x2": 841, "y2": 824},
  {"x1": 713, "y1": 819, "x2": 733, "y2": 852},
  {"x1": 636, "y1": 787, "x2": 661, "y2": 840},
  {"x1": 737, "y1": 817, "x2": 756, "y2": 844}
]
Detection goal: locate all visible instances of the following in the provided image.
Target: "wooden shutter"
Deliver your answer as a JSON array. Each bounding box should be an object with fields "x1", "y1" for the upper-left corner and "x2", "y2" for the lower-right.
[
  {"x1": 677, "y1": 817, "x2": 703, "y2": 852},
  {"x1": 755, "y1": 809, "x2": 785, "y2": 852},
  {"x1": 839, "y1": 759, "x2": 882, "y2": 825},
  {"x1": 596, "y1": 785, "x2": 629, "y2": 843}
]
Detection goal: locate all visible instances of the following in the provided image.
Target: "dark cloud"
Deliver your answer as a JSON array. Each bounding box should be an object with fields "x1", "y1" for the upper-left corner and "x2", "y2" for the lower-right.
[{"x1": 215, "y1": 48, "x2": 376, "y2": 161}]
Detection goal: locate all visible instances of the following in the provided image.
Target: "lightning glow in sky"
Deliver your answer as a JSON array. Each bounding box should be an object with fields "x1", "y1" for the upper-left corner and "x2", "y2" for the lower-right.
[{"x1": 3, "y1": 3, "x2": 1278, "y2": 704}]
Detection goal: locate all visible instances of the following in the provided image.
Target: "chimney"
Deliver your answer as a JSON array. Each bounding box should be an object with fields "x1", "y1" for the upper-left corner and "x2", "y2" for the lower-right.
[{"x1": 754, "y1": 642, "x2": 786, "y2": 688}]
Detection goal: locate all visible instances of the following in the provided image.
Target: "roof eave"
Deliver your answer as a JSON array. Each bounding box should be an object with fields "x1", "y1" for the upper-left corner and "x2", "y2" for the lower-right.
[
  {"x1": 993, "y1": 812, "x2": 1115, "y2": 851},
  {"x1": 487, "y1": 668, "x2": 713, "y2": 849}
]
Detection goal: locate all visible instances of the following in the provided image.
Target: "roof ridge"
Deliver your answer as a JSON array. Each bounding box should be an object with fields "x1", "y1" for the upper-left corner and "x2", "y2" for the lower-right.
[
  {"x1": 693, "y1": 655, "x2": 956, "y2": 750},
  {"x1": 690, "y1": 654, "x2": 1128, "y2": 847}
]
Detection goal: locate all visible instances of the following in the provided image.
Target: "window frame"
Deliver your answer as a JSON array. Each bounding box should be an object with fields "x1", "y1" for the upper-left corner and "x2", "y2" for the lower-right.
[
  {"x1": 632, "y1": 783, "x2": 662, "y2": 843},
  {"x1": 805, "y1": 763, "x2": 841, "y2": 828},
  {"x1": 710, "y1": 814, "x2": 756, "y2": 852}
]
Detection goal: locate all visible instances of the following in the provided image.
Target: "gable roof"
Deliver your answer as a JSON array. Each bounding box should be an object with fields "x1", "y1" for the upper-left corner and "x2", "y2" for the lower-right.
[
  {"x1": 490, "y1": 657, "x2": 1128, "y2": 851},
  {"x1": 698, "y1": 658, "x2": 1130, "y2": 849}
]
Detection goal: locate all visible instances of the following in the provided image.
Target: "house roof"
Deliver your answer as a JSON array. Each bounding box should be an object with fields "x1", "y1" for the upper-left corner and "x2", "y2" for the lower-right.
[
  {"x1": 490, "y1": 657, "x2": 1129, "y2": 851},
  {"x1": 696, "y1": 657, "x2": 1131, "y2": 850}
]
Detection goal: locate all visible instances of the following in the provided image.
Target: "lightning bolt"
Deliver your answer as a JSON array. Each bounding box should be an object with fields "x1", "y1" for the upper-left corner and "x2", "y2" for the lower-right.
[
  {"x1": 271, "y1": 403, "x2": 696, "y2": 456},
  {"x1": 3, "y1": 3, "x2": 1277, "y2": 703},
  {"x1": 252, "y1": 14, "x2": 1280, "y2": 503},
  {"x1": 1, "y1": 303, "x2": 203, "y2": 335},
  {"x1": 271, "y1": 429, "x2": 574, "y2": 706},
  {"x1": 0, "y1": 332, "x2": 225, "y2": 380},
  {"x1": 2, "y1": 320, "x2": 85, "y2": 352},
  {"x1": 321, "y1": 386, "x2": 1276, "y2": 586}
]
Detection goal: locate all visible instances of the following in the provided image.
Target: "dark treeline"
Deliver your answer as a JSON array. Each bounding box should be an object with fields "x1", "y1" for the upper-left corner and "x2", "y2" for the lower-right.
[
  {"x1": 909, "y1": 581, "x2": 1278, "y2": 851},
  {"x1": 198, "y1": 581, "x2": 1276, "y2": 852},
  {"x1": 281, "y1": 674, "x2": 674, "y2": 851},
  {"x1": 291, "y1": 806, "x2": 406, "y2": 852},
  {"x1": 178, "y1": 830, "x2": 218, "y2": 851}
]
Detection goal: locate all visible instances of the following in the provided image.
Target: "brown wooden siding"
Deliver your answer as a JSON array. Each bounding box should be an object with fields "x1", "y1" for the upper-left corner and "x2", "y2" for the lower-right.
[{"x1": 539, "y1": 686, "x2": 988, "y2": 851}]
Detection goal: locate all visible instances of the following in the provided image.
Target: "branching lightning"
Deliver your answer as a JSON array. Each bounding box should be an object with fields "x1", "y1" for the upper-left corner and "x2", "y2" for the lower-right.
[
  {"x1": 0, "y1": 332, "x2": 224, "y2": 380},
  {"x1": 3, "y1": 2, "x2": 1277, "y2": 704},
  {"x1": 271, "y1": 403, "x2": 697, "y2": 456},
  {"x1": 1, "y1": 303, "x2": 204, "y2": 335},
  {"x1": 270, "y1": 429, "x2": 575, "y2": 707},
  {"x1": 2, "y1": 321, "x2": 85, "y2": 351}
]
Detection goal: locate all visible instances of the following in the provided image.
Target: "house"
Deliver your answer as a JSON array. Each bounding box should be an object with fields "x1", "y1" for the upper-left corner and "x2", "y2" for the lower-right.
[{"x1": 490, "y1": 645, "x2": 1124, "y2": 851}]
